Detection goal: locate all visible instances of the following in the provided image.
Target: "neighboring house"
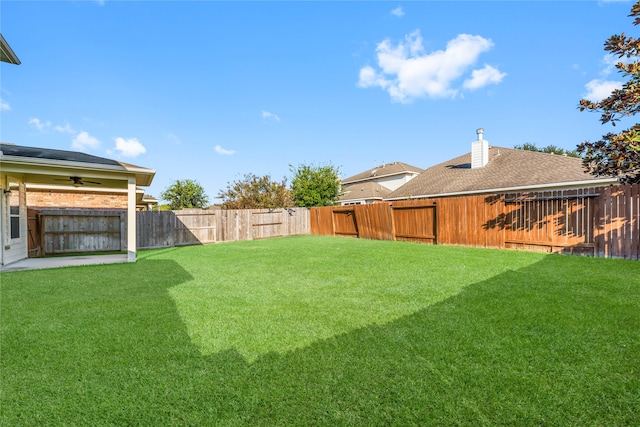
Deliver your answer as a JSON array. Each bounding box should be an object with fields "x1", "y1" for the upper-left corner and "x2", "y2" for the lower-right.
[
  {"x1": 340, "y1": 161, "x2": 423, "y2": 205},
  {"x1": 0, "y1": 143, "x2": 155, "y2": 266},
  {"x1": 339, "y1": 181, "x2": 392, "y2": 205},
  {"x1": 386, "y1": 129, "x2": 618, "y2": 201}
]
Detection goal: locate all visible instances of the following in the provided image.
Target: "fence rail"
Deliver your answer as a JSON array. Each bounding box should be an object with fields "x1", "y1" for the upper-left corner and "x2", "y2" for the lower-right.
[{"x1": 311, "y1": 183, "x2": 640, "y2": 260}]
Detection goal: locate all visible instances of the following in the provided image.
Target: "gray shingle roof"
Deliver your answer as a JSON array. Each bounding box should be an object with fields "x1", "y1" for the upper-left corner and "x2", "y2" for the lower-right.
[
  {"x1": 342, "y1": 161, "x2": 424, "y2": 184},
  {"x1": 387, "y1": 146, "x2": 616, "y2": 199},
  {"x1": 340, "y1": 182, "x2": 392, "y2": 202},
  {"x1": 1, "y1": 143, "x2": 123, "y2": 167}
]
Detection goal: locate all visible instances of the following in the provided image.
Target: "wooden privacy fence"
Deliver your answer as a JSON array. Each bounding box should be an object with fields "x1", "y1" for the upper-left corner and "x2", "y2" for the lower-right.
[
  {"x1": 27, "y1": 207, "x2": 310, "y2": 256},
  {"x1": 136, "y1": 207, "x2": 310, "y2": 249},
  {"x1": 311, "y1": 183, "x2": 640, "y2": 260}
]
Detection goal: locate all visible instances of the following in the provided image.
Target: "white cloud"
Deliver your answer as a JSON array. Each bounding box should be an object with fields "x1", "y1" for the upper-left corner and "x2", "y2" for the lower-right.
[
  {"x1": 358, "y1": 31, "x2": 504, "y2": 102},
  {"x1": 0, "y1": 99, "x2": 10, "y2": 111},
  {"x1": 28, "y1": 117, "x2": 51, "y2": 132},
  {"x1": 54, "y1": 123, "x2": 76, "y2": 134},
  {"x1": 262, "y1": 110, "x2": 281, "y2": 122},
  {"x1": 214, "y1": 144, "x2": 235, "y2": 155},
  {"x1": 114, "y1": 137, "x2": 146, "y2": 157},
  {"x1": 391, "y1": 7, "x2": 404, "y2": 17},
  {"x1": 463, "y1": 65, "x2": 507, "y2": 90},
  {"x1": 583, "y1": 79, "x2": 622, "y2": 102},
  {"x1": 72, "y1": 131, "x2": 101, "y2": 151},
  {"x1": 166, "y1": 133, "x2": 181, "y2": 145}
]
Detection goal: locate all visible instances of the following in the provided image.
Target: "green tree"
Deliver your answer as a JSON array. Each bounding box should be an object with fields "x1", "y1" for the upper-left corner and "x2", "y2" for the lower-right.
[
  {"x1": 577, "y1": 1, "x2": 640, "y2": 184},
  {"x1": 217, "y1": 173, "x2": 293, "y2": 209},
  {"x1": 160, "y1": 179, "x2": 209, "y2": 210},
  {"x1": 289, "y1": 162, "x2": 342, "y2": 207},
  {"x1": 514, "y1": 143, "x2": 580, "y2": 158}
]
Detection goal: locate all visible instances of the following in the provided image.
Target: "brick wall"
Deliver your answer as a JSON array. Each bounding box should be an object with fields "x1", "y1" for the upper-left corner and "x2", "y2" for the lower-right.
[{"x1": 27, "y1": 190, "x2": 128, "y2": 209}]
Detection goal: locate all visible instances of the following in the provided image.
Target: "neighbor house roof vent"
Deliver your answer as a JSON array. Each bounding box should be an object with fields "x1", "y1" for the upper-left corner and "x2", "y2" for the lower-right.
[{"x1": 471, "y1": 128, "x2": 489, "y2": 169}]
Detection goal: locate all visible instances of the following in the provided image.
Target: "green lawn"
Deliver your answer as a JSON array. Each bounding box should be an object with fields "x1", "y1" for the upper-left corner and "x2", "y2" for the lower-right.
[{"x1": 1, "y1": 236, "x2": 639, "y2": 425}]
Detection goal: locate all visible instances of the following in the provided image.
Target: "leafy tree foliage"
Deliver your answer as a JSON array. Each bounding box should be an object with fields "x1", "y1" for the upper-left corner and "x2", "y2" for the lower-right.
[
  {"x1": 514, "y1": 143, "x2": 580, "y2": 158},
  {"x1": 577, "y1": 1, "x2": 640, "y2": 184},
  {"x1": 217, "y1": 173, "x2": 293, "y2": 209},
  {"x1": 160, "y1": 179, "x2": 209, "y2": 210},
  {"x1": 290, "y1": 163, "x2": 342, "y2": 207}
]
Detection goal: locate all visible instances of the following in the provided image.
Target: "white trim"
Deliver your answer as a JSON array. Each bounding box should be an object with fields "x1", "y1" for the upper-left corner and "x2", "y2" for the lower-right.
[{"x1": 127, "y1": 177, "x2": 136, "y2": 262}]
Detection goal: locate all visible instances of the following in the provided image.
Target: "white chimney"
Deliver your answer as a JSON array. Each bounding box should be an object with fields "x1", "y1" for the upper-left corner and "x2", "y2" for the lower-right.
[{"x1": 471, "y1": 128, "x2": 489, "y2": 168}]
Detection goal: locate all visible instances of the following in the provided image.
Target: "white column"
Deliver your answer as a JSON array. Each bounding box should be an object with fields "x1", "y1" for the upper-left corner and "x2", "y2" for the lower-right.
[{"x1": 127, "y1": 177, "x2": 137, "y2": 262}]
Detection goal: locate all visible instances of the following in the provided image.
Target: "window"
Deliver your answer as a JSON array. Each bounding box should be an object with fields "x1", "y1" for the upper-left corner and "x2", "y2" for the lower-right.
[
  {"x1": 10, "y1": 206, "x2": 19, "y2": 239},
  {"x1": 8, "y1": 184, "x2": 20, "y2": 240}
]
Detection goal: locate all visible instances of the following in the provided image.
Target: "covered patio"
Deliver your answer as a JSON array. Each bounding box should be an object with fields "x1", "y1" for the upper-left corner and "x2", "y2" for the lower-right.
[{"x1": 0, "y1": 143, "x2": 155, "y2": 268}]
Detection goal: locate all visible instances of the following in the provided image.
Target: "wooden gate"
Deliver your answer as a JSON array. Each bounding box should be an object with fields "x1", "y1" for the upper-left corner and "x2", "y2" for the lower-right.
[
  {"x1": 332, "y1": 208, "x2": 358, "y2": 237},
  {"x1": 391, "y1": 201, "x2": 437, "y2": 244}
]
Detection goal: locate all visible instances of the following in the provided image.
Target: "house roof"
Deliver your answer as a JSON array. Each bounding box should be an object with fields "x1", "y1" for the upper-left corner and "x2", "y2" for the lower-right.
[
  {"x1": 342, "y1": 161, "x2": 424, "y2": 184},
  {"x1": 340, "y1": 181, "x2": 392, "y2": 202},
  {"x1": 0, "y1": 143, "x2": 155, "y2": 187},
  {"x1": 0, "y1": 34, "x2": 20, "y2": 65},
  {"x1": 387, "y1": 146, "x2": 618, "y2": 200}
]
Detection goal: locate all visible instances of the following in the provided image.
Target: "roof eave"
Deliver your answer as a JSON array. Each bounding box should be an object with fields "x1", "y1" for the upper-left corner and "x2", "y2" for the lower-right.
[
  {"x1": 0, "y1": 34, "x2": 21, "y2": 65},
  {"x1": 0, "y1": 155, "x2": 155, "y2": 186},
  {"x1": 385, "y1": 178, "x2": 619, "y2": 201}
]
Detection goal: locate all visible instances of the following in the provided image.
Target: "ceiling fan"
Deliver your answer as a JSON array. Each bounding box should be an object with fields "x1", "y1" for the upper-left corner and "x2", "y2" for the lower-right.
[{"x1": 55, "y1": 176, "x2": 102, "y2": 187}]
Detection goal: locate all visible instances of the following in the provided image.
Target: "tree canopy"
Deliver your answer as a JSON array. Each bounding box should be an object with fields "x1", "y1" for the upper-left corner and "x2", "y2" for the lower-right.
[
  {"x1": 160, "y1": 179, "x2": 209, "y2": 210},
  {"x1": 217, "y1": 173, "x2": 293, "y2": 209},
  {"x1": 514, "y1": 143, "x2": 580, "y2": 158},
  {"x1": 577, "y1": 1, "x2": 640, "y2": 184},
  {"x1": 289, "y1": 163, "x2": 342, "y2": 207}
]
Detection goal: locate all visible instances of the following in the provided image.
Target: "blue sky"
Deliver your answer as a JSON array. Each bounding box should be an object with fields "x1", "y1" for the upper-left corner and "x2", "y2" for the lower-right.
[{"x1": 0, "y1": 1, "x2": 635, "y2": 203}]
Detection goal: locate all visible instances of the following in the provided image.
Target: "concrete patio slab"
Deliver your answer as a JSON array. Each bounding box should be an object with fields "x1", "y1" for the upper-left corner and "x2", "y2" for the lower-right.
[{"x1": 0, "y1": 254, "x2": 129, "y2": 273}]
